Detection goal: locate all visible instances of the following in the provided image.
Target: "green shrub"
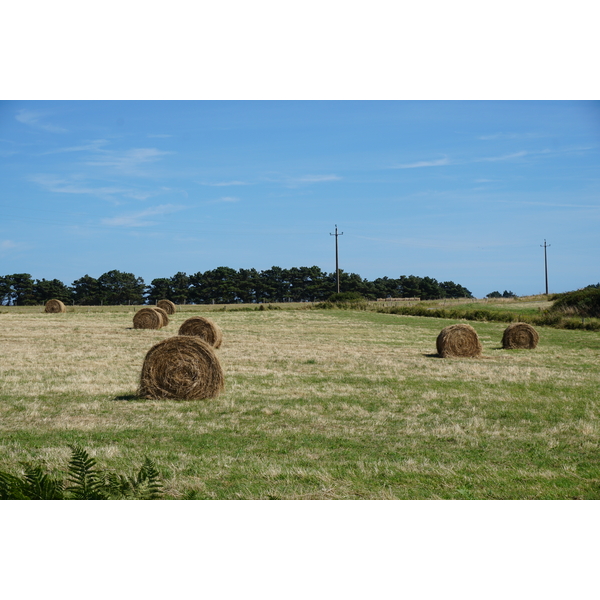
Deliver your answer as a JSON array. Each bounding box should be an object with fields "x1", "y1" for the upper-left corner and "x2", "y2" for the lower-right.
[
  {"x1": 550, "y1": 287, "x2": 600, "y2": 318},
  {"x1": 314, "y1": 292, "x2": 369, "y2": 310},
  {"x1": 376, "y1": 304, "x2": 600, "y2": 331},
  {"x1": 327, "y1": 292, "x2": 365, "y2": 303}
]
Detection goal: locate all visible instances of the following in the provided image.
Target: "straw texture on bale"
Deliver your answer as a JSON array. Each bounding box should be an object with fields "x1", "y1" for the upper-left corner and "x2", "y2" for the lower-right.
[
  {"x1": 157, "y1": 299, "x2": 176, "y2": 315},
  {"x1": 133, "y1": 307, "x2": 163, "y2": 329},
  {"x1": 154, "y1": 306, "x2": 170, "y2": 327},
  {"x1": 178, "y1": 316, "x2": 223, "y2": 348},
  {"x1": 502, "y1": 322, "x2": 539, "y2": 349},
  {"x1": 44, "y1": 299, "x2": 66, "y2": 313},
  {"x1": 436, "y1": 323, "x2": 482, "y2": 358},
  {"x1": 138, "y1": 336, "x2": 225, "y2": 400}
]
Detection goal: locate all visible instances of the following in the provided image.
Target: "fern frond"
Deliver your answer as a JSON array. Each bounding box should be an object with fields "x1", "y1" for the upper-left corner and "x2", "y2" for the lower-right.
[
  {"x1": 137, "y1": 458, "x2": 163, "y2": 500},
  {"x1": 1, "y1": 447, "x2": 164, "y2": 500},
  {"x1": 182, "y1": 489, "x2": 199, "y2": 500},
  {"x1": 101, "y1": 471, "x2": 137, "y2": 499},
  {"x1": 0, "y1": 470, "x2": 30, "y2": 500},
  {"x1": 65, "y1": 445, "x2": 107, "y2": 500},
  {"x1": 23, "y1": 464, "x2": 64, "y2": 500}
]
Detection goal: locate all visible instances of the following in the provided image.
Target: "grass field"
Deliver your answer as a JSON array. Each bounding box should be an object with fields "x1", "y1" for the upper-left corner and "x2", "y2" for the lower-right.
[{"x1": 1, "y1": 305, "x2": 599, "y2": 499}]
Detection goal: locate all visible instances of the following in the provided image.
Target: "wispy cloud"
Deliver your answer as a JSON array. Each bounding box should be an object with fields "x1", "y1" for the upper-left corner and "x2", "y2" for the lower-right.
[
  {"x1": 354, "y1": 234, "x2": 512, "y2": 251},
  {"x1": 292, "y1": 174, "x2": 342, "y2": 183},
  {"x1": 393, "y1": 157, "x2": 451, "y2": 169},
  {"x1": 31, "y1": 174, "x2": 128, "y2": 201},
  {"x1": 476, "y1": 151, "x2": 528, "y2": 162},
  {"x1": 264, "y1": 174, "x2": 342, "y2": 187},
  {"x1": 388, "y1": 144, "x2": 588, "y2": 178},
  {"x1": 15, "y1": 109, "x2": 67, "y2": 133},
  {"x1": 477, "y1": 132, "x2": 548, "y2": 140},
  {"x1": 85, "y1": 147, "x2": 172, "y2": 174},
  {"x1": 496, "y1": 199, "x2": 599, "y2": 209},
  {"x1": 0, "y1": 239, "x2": 25, "y2": 257},
  {"x1": 101, "y1": 204, "x2": 185, "y2": 227},
  {"x1": 41, "y1": 139, "x2": 109, "y2": 155},
  {"x1": 206, "y1": 196, "x2": 240, "y2": 204},
  {"x1": 199, "y1": 181, "x2": 250, "y2": 187},
  {"x1": 30, "y1": 174, "x2": 162, "y2": 204},
  {"x1": 124, "y1": 191, "x2": 155, "y2": 200},
  {"x1": 476, "y1": 146, "x2": 593, "y2": 162}
]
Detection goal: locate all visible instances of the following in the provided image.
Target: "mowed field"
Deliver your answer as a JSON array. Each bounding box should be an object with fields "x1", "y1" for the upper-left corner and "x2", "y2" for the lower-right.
[{"x1": 1, "y1": 306, "x2": 599, "y2": 499}]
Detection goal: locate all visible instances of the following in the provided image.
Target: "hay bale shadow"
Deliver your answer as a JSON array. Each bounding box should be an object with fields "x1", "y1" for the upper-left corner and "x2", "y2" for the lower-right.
[{"x1": 112, "y1": 394, "x2": 144, "y2": 402}]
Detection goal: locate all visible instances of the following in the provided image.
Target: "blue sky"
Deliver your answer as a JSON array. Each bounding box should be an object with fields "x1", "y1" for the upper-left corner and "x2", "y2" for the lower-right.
[{"x1": 1, "y1": 100, "x2": 599, "y2": 298}]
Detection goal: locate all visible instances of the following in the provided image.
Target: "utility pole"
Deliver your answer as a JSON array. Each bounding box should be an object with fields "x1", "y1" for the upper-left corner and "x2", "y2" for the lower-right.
[
  {"x1": 330, "y1": 224, "x2": 343, "y2": 293},
  {"x1": 541, "y1": 239, "x2": 550, "y2": 295}
]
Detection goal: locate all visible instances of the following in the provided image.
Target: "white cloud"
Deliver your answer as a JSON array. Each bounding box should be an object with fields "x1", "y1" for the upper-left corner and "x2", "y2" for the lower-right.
[
  {"x1": 263, "y1": 174, "x2": 342, "y2": 186},
  {"x1": 478, "y1": 133, "x2": 520, "y2": 140},
  {"x1": 42, "y1": 139, "x2": 109, "y2": 154},
  {"x1": 200, "y1": 181, "x2": 249, "y2": 187},
  {"x1": 293, "y1": 174, "x2": 342, "y2": 183},
  {"x1": 30, "y1": 174, "x2": 165, "y2": 203},
  {"x1": 393, "y1": 157, "x2": 451, "y2": 169},
  {"x1": 0, "y1": 239, "x2": 25, "y2": 257},
  {"x1": 85, "y1": 147, "x2": 172, "y2": 173},
  {"x1": 214, "y1": 196, "x2": 240, "y2": 203},
  {"x1": 15, "y1": 109, "x2": 67, "y2": 133},
  {"x1": 496, "y1": 199, "x2": 599, "y2": 209},
  {"x1": 354, "y1": 234, "x2": 513, "y2": 251},
  {"x1": 476, "y1": 151, "x2": 527, "y2": 162},
  {"x1": 31, "y1": 174, "x2": 128, "y2": 201},
  {"x1": 477, "y1": 132, "x2": 549, "y2": 141},
  {"x1": 101, "y1": 204, "x2": 185, "y2": 227},
  {"x1": 123, "y1": 191, "x2": 155, "y2": 200}
]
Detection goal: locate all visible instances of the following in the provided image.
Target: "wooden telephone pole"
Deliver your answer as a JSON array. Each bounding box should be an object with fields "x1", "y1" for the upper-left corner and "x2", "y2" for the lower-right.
[
  {"x1": 541, "y1": 239, "x2": 550, "y2": 295},
  {"x1": 330, "y1": 225, "x2": 343, "y2": 293}
]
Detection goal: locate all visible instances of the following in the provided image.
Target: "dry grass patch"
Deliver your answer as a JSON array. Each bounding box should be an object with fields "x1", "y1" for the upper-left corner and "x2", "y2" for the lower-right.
[{"x1": 1, "y1": 308, "x2": 599, "y2": 498}]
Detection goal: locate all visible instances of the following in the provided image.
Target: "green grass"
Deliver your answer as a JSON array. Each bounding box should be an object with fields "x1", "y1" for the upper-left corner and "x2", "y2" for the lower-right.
[{"x1": 1, "y1": 306, "x2": 599, "y2": 499}]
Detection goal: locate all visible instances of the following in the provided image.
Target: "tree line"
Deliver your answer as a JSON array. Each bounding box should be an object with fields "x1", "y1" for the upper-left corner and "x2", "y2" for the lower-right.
[{"x1": 0, "y1": 267, "x2": 474, "y2": 306}]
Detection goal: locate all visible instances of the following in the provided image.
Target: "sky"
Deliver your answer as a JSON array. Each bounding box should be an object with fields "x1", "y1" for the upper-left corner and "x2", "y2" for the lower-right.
[{"x1": 1, "y1": 100, "x2": 598, "y2": 298}]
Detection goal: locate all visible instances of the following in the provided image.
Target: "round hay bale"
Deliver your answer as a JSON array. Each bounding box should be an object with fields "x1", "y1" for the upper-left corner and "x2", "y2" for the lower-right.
[
  {"x1": 436, "y1": 323, "x2": 482, "y2": 358},
  {"x1": 154, "y1": 306, "x2": 170, "y2": 327},
  {"x1": 133, "y1": 307, "x2": 163, "y2": 330},
  {"x1": 502, "y1": 322, "x2": 539, "y2": 349},
  {"x1": 178, "y1": 316, "x2": 223, "y2": 349},
  {"x1": 45, "y1": 299, "x2": 66, "y2": 313},
  {"x1": 157, "y1": 299, "x2": 176, "y2": 315},
  {"x1": 138, "y1": 336, "x2": 225, "y2": 400}
]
